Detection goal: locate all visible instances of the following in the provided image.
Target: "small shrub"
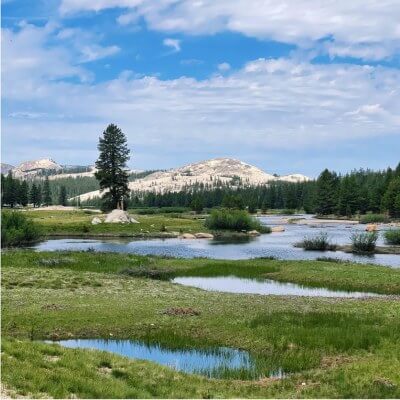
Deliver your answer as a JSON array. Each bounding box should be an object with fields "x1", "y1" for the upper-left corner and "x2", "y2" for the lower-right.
[
  {"x1": 119, "y1": 267, "x2": 173, "y2": 280},
  {"x1": 1, "y1": 211, "x2": 41, "y2": 247},
  {"x1": 384, "y1": 229, "x2": 400, "y2": 245},
  {"x1": 351, "y1": 231, "x2": 378, "y2": 253},
  {"x1": 360, "y1": 214, "x2": 389, "y2": 224},
  {"x1": 205, "y1": 209, "x2": 267, "y2": 232},
  {"x1": 81, "y1": 224, "x2": 90, "y2": 233},
  {"x1": 299, "y1": 232, "x2": 336, "y2": 251},
  {"x1": 160, "y1": 223, "x2": 167, "y2": 232}
]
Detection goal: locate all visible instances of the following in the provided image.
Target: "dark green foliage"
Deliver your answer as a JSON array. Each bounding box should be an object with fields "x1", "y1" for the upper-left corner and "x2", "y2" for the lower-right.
[
  {"x1": 58, "y1": 186, "x2": 68, "y2": 206},
  {"x1": 299, "y1": 232, "x2": 336, "y2": 251},
  {"x1": 359, "y1": 214, "x2": 389, "y2": 224},
  {"x1": 222, "y1": 194, "x2": 245, "y2": 209},
  {"x1": 1, "y1": 211, "x2": 41, "y2": 247},
  {"x1": 205, "y1": 209, "x2": 266, "y2": 232},
  {"x1": 95, "y1": 124, "x2": 130, "y2": 210},
  {"x1": 190, "y1": 196, "x2": 204, "y2": 214},
  {"x1": 3, "y1": 171, "x2": 17, "y2": 207},
  {"x1": 29, "y1": 183, "x2": 42, "y2": 207},
  {"x1": 382, "y1": 177, "x2": 400, "y2": 218},
  {"x1": 384, "y1": 229, "x2": 400, "y2": 245},
  {"x1": 42, "y1": 176, "x2": 52, "y2": 206},
  {"x1": 19, "y1": 181, "x2": 29, "y2": 206},
  {"x1": 315, "y1": 169, "x2": 339, "y2": 215},
  {"x1": 351, "y1": 232, "x2": 378, "y2": 253}
]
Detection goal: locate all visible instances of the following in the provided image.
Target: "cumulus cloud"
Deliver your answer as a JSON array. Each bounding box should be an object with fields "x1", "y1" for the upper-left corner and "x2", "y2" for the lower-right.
[
  {"x1": 59, "y1": 0, "x2": 400, "y2": 60},
  {"x1": 2, "y1": 23, "x2": 400, "y2": 167},
  {"x1": 163, "y1": 38, "x2": 181, "y2": 52},
  {"x1": 218, "y1": 62, "x2": 231, "y2": 72}
]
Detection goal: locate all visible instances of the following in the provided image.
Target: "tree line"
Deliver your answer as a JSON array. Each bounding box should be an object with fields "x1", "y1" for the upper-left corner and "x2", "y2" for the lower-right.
[{"x1": 1, "y1": 172, "x2": 68, "y2": 208}]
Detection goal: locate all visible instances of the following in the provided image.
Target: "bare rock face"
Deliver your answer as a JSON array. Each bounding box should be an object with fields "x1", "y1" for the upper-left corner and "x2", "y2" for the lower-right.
[
  {"x1": 179, "y1": 233, "x2": 196, "y2": 239},
  {"x1": 12, "y1": 158, "x2": 62, "y2": 178},
  {"x1": 194, "y1": 232, "x2": 214, "y2": 239},
  {"x1": 91, "y1": 217, "x2": 102, "y2": 225},
  {"x1": 365, "y1": 224, "x2": 378, "y2": 232},
  {"x1": 271, "y1": 226, "x2": 285, "y2": 232},
  {"x1": 104, "y1": 209, "x2": 139, "y2": 224}
]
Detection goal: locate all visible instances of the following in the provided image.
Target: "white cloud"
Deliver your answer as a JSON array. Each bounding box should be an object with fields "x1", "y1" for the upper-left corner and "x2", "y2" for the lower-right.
[
  {"x1": 59, "y1": 0, "x2": 400, "y2": 60},
  {"x1": 2, "y1": 23, "x2": 400, "y2": 167},
  {"x1": 79, "y1": 44, "x2": 120, "y2": 62},
  {"x1": 163, "y1": 38, "x2": 181, "y2": 52},
  {"x1": 218, "y1": 62, "x2": 231, "y2": 72}
]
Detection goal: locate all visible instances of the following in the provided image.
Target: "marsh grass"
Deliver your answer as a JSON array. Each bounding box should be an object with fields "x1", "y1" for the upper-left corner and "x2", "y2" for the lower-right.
[
  {"x1": 384, "y1": 229, "x2": 400, "y2": 245},
  {"x1": 298, "y1": 232, "x2": 337, "y2": 251},
  {"x1": 360, "y1": 214, "x2": 389, "y2": 224},
  {"x1": 351, "y1": 232, "x2": 378, "y2": 253},
  {"x1": 119, "y1": 266, "x2": 174, "y2": 280}
]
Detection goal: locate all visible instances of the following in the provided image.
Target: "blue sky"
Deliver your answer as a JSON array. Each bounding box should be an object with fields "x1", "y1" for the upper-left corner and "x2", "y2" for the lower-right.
[{"x1": 2, "y1": 0, "x2": 400, "y2": 177}]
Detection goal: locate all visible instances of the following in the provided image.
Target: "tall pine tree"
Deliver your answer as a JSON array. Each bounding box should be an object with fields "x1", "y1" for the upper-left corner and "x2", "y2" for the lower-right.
[
  {"x1": 315, "y1": 169, "x2": 339, "y2": 215},
  {"x1": 95, "y1": 124, "x2": 130, "y2": 210},
  {"x1": 58, "y1": 186, "x2": 68, "y2": 206},
  {"x1": 43, "y1": 176, "x2": 52, "y2": 206}
]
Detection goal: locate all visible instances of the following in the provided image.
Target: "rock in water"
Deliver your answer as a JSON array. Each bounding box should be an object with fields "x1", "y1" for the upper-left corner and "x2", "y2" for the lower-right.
[
  {"x1": 179, "y1": 233, "x2": 196, "y2": 239},
  {"x1": 365, "y1": 224, "x2": 378, "y2": 232},
  {"x1": 104, "y1": 209, "x2": 139, "y2": 224},
  {"x1": 271, "y1": 226, "x2": 285, "y2": 232},
  {"x1": 248, "y1": 230, "x2": 260, "y2": 236},
  {"x1": 194, "y1": 232, "x2": 214, "y2": 239},
  {"x1": 91, "y1": 217, "x2": 102, "y2": 225}
]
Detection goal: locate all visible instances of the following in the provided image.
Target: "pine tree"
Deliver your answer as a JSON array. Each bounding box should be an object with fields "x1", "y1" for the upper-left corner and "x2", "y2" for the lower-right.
[
  {"x1": 19, "y1": 181, "x2": 29, "y2": 207},
  {"x1": 58, "y1": 186, "x2": 68, "y2": 206},
  {"x1": 30, "y1": 183, "x2": 42, "y2": 207},
  {"x1": 315, "y1": 169, "x2": 339, "y2": 215},
  {"x1": 43, "y1": 176, "x2": 52, "y2": 206},
  {"x1": 95, "y1": 124, "x2": 130, "y2": 210},
  {"x1": 383, "y1": 177, "x2": 400, "y2": 217},
  {"x1": 4, "y1": 171, "x2": 17, "y2": 207},
  {"x1": 190, "y1": 196, "x2": 204, "y2": 214}
]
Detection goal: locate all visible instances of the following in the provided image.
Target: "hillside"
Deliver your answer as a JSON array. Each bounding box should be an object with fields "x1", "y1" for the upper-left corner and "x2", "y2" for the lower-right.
[
  {"x1": 76, "y1": 158, "x2": 310, "y2": 201},
  {"x1": 1, "y1": 163, "x2": 14, "y2": 175},
  {"x1": 11, "y1": 158, "x2": 62, "y2": 178}
]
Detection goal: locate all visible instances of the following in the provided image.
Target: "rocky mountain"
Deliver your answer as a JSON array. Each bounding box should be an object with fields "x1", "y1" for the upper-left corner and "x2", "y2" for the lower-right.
[
  {"x1": 1, "y1": 163, "x2": 14, "y2": 175},
  {"x1": 11, "y1": 158, "x2": 63, "y2": 179},
  {"x1": 76, "y1": 158, "x2": 310, "y2": 201}
]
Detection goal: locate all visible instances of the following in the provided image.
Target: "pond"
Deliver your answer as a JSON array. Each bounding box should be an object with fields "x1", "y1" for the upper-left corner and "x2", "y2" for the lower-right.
[
  {"x1": 172, "y1": 276, "x2": 380, "y2": 298},
  {"x1": 29, "y1": 214, "x2": 400, "y2": 267},
  {"x1": 46, "y1": 339, "x2": 280, "y2": 379}
]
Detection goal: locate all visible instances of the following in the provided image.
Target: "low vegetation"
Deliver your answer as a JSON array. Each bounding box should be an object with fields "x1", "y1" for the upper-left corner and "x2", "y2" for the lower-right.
[
  {"x1": 384, "y1": 229, "x2": 400, "y2": 245},
  {"x1": 298, "y1": 232, "x2": 337, "y2": 251},
  {"x1": 205, "y1": 209, "x2": 270, "y2": 233},
  {"x1": 1, "y1": 211, "x2": 41, "y2": 247},
  {"x1": 351, "y1": 232, "x2": 379, "y2": 253},
  {"x1": 359, "y1": 213, "x2": 389, "y2": 224},
  {"x1": 2, "y1": 251, "x2": 400, "y2": 398}
]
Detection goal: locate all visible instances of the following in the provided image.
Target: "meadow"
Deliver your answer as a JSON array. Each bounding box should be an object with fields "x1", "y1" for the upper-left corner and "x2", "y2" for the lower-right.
[{"x1": 2, "y1": 250, "x2": 400, "y2": 398}]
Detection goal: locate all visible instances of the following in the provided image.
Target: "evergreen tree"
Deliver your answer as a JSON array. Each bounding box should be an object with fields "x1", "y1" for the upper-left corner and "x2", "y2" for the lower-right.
[
  {"x1": 58, "y1": 186, "x2": 68, "y2": 206},
  {"x1": 4, "y1": 171, "x2": 17, "y2": 207},
  {"x1": 383, "y1": 177, "x2": 400, "y2": 217},
  {"x1": 95, "y1": 124, "x2": 130, "y2": 210},
  {"x1": 19, "y1": 181, "x2": 29, "y2": 207},
  {"x1": 190, "y1": 196, "x2": 204, "y2": 214},
  {"x1": 43, "y1": 176, "x2": 52, "y2": 206},
  {"x1": 30, "y1": 183, "x2": 42, "y2": 207},
  {"x1": 315, "y1": 169, "x2": 339, "y2": 215}
]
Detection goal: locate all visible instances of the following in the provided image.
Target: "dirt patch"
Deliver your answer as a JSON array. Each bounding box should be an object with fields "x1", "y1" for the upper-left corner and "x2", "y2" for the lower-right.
[
  {"x1": 162, "y1": 307, "x2": 201, "y2": 316},
  {"x1": 373, "y1": 378, "x2": 397, "y2": 389},
  {"x1": 98, "y1": 366, "x2": 113, "y2": 376},
  {"x1": 44, "y1": 355, "x2": 60, "y2": 363},
  {"x1": 41, "y1": 304, "x2": 64, "y2": 311}
]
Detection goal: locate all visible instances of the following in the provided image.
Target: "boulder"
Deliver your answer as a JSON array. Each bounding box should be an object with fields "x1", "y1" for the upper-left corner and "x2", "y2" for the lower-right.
[
  {"x1": 91, "y1": 217, "x2": 102, "y2": 225},
  {"x1": 104, "y1": 209, "x2": 139, "y2": 224},
  {"x1": 365, "y1": 224, "x2": 378, "y2": 232},
  {"x1": 194, "y1": 232, "x2": 214, "y2": 239},
  {"x1": 271, "y1": 226, "x2": 285, "y2": 233},
  {"x1": 179, "y1": 233, "x2": 196, "y2": 239},
  {"x1": 248, "y1": 230, "x2": 260, "y2": 236}
]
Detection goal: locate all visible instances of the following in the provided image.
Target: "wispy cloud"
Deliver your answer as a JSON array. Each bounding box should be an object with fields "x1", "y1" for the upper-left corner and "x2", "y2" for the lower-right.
[{"x1": 163, "y1": 38, "x2": 181, "y2": 53}]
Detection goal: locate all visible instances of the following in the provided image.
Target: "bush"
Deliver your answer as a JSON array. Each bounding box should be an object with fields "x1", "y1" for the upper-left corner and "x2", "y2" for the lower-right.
[
  {"x1": 351, "y1": 231, "x2": 378, "y2": 253},
  {"x1": 360, "y1": 214, "x2": 389, "y2": 224},
  {"x1": 384, "y1": 229, "x2": 400, "y2": 245},
  {"x1": 1, "y1": 211, "x2": 41, "y2": 247},
  {"x1": 205, "y1": 209, "x2": 268, "y2": 232},
  {"x1": 299, "y1": 232, "x2": 336, "y2": 251}
]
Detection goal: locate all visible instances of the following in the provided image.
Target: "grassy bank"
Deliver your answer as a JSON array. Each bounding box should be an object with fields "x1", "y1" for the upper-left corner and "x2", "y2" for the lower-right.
[{"x1": 2, "y1": 251, "x2": 400, "y2": 397}]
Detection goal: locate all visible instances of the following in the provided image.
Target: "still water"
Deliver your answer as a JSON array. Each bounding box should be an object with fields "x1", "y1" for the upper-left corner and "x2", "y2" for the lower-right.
[
  {"x1": 172, "y1": 276, "x2": 380, "y2": 298},
  {"x1": 47, "y1": 339, "x2": 275, "y2": 379}
]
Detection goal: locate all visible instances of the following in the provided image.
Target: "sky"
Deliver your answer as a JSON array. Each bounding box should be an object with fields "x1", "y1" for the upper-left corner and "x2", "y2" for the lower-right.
[{"x1": 2, "y1": 0, "x2": 400, "y2": 177}]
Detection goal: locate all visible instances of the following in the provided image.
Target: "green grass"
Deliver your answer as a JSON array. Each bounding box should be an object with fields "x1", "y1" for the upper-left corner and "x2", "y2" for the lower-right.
[
  {"x1": 2, "y1": 251, "x2": 400, "y2": 397},
  {"x1": 297, "y1": 232, "x2": 337, "y2": 251},
  {"x1": 359, "y1": 214, "x2": 390, "y2": 224},
  {"x1": 384, "y1": 229, "x2": 400, "y2": 245},
  {"x1": 21, "y1": 209, "x2": 207, "y2": 237}
]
